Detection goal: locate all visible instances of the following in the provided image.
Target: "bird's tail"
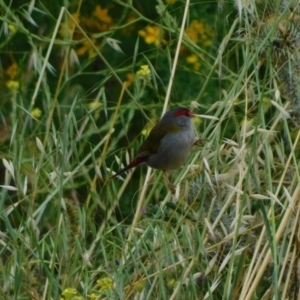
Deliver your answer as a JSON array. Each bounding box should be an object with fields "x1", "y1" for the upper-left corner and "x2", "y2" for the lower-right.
[{"x1": 112, "y1": 157, "x2": 147, "y2": 178}]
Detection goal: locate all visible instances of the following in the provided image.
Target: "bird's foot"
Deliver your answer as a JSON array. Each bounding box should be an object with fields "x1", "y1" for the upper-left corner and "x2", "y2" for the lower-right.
[
  {"x1": 163, "y1": 171, "x2": 177, "y2": 194},
  {"x1": 193, "y1": 137, "x2": 206, "y2": 147},
  {"x1": 168, "y1": 183, "x2": 176, "y2": 194}
]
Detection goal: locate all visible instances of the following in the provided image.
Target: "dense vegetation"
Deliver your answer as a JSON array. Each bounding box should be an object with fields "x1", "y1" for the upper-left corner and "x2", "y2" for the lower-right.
[{"x1": 1, "y1": 0, "x2": 300, "y2": 299}]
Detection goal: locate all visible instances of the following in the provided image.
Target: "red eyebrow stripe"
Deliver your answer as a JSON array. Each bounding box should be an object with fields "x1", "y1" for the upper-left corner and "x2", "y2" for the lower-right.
[{"x1": 174, "y1": 109, "x2": 194, "y2": 118}]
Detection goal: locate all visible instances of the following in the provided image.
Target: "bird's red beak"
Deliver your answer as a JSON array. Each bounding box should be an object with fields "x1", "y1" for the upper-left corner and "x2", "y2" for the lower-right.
[{"x1": 187, "y1": 110, "x2": 194, "y2": 118}]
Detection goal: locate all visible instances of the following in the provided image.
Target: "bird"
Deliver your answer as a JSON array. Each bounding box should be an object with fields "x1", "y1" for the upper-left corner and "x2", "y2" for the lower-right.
[{"x1": 113, "y1": 107, "x2": 195, "y2": 193}]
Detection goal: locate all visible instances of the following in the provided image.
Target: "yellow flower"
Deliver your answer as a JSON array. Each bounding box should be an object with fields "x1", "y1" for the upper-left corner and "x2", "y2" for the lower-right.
[
  {"x1": 139, "y1": 26, "x2": 164, "y2": 46},
  {"x1": 94, "y1": 5, "x2": 112, "y2": 23},
  {"x1": 61, "y1": 288, "x2": 77, "y2": 300},
  {"x1": 88, "y1": 293, "x2": 99, "y2": 300},
  {"x1": 125, "y1": 73, "x2": 134, "y2": 87},
  {"x1": 59, "y1": 12, "x2": 79, "y2": 37},
  {"x1": 76, "y1": 39, "x2": 96, "y2": 57},
  {"x1": 6, "y1": 80, "x2": 19, "y2": 91},
  {"x1": 186, "y1": 20, "x2": 213, "y2": 46},
  {"x1": 186, "y1": 54, "x2": 198, "y2": 64},
  {"x1": 186, "y1": 54, "x2": 201, "y2": 70},
  {"x1": 31, "y1": 108, "x2": 42, "y2": 118},
  {"x1": 165, "y1": 0, "x2": 177, "y2": 3},
  {"x1": 97, "y1": 277, "x2": 114, "y2": 293},
  {"x1": 136, "y1": 65, "x2": 151, "y2": 82},
  {"x1": 6, "y1": 63, "x2": 18, "y2": 79},
  {"x1": 137, "y1": 65, "x2": 150, "y2": 76}
]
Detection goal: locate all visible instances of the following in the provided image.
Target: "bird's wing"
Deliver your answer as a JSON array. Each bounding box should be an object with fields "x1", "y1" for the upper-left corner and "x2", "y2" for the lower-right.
[{"x1": 136, "y1": 123, "x2": 181, "y2": 158}]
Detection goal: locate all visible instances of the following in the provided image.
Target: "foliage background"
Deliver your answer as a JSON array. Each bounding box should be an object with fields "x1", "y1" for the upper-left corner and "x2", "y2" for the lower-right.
[{"x1": 1, "y1": 0, "x2": 300, "y2": 299}]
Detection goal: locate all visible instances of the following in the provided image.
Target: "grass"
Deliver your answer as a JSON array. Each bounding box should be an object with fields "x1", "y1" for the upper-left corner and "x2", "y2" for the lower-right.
[{"x1": 1, "y1": 0, "x2": 300, "y2": 299}]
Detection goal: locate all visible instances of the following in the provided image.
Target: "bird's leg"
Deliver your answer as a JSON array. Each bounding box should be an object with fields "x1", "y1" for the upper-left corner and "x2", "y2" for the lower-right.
[
  {"x1": 163, "y1": 171, "x2": 176, "y2": 194},
  {"x1": 193, "y1": 137, "x2": 206, "y2": 147}
]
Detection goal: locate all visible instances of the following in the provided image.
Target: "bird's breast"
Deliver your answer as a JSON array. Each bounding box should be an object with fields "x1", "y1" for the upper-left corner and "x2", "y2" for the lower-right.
[{"x1": 147, "y1": 128, "x2": 194, "y2": 170}]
